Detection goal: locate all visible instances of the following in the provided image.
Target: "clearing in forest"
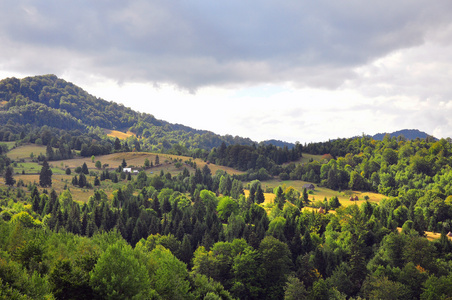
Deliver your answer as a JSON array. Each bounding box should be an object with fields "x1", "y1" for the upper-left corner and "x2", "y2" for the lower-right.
[{"x1": 104, "y1": 129, "x2": 136, "y2": 140}]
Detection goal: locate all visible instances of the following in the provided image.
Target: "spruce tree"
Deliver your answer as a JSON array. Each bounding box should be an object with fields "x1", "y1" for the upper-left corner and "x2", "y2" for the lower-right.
[
  {"x1": 256, "y1": 185, "x2": 265, "y2": 204},
  {"x1": 78, "y1": 173, "x2": 87, "y2": 188},
  {"x1": 81, "y1": 162, "x2": 89, "y2": 175},
  {"x1": 114, "y1": 137, "x2": 121, "y2": 151},
  {"x1": 39, "y1": 159, "x2": 52, "y2": 187},
  {"x1": 4, "y1": 166, "x2": 15, "y2": 186},
  {"x1": 94, "y1": 175, "x2": 100, "y2": 186}
]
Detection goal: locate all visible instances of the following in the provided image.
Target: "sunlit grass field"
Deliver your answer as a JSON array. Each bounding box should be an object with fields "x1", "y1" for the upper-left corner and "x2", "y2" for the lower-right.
[
  {"x1": 104, "y1": 129, "x2": 136, "y2": 139},
  {"x1": 6, "y1": 144, "x2": 47, "y2": 161},
  {"x1": 3, "y1": 144, "x2": 245, "y2": 203}
]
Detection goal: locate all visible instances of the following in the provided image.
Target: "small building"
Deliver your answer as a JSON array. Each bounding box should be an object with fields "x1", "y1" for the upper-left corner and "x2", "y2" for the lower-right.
[
  {"x1": 303, "y1": 183, "x2": 315, "y2": 190},
  {"x1": 123, "y1": 168, "x2": 132, "y2": 173},
  {"x1": 318, "y1": 207, "x2": 325, "y2": 214}
]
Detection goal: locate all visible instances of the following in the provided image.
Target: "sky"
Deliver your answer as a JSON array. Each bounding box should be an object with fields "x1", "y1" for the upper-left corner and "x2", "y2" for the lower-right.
[{"x1": 1, "y1": 1, "x2": 452, "y2": 143}]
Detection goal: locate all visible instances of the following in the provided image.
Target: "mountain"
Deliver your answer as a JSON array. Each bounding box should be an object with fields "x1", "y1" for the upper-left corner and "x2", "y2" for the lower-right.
[
  {"x1": 261, "y1": 139, "x2": 296, "y2": 149},
  {"x1": 372, "y1": 129, "x2": 435, "y2": 141},
  {"x1": 0, "y1": 74, "x2": 254, "y2": 152}
]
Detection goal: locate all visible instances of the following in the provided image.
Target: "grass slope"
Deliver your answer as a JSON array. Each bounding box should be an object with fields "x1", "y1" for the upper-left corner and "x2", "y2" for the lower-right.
[
  {"x1": 3, "y1": 144, "x2": 245, "y2": 203},
  {"x1": 104, "y1": 129, "x2": 136, "y2": 140}
]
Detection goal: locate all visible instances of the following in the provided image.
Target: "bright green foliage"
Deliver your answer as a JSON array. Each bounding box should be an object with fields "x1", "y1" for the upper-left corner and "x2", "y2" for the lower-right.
[
  {"x1": 284, "y1": 275, "x2": 308, "y2": 299},
  {"x1": 89, "y1": 242, "x2": 153, "y2": 299},
  {"x1": 231, "y1": 246, "x2": 263, "y2": 298},
  {"x1": 267, "y1": 216, "x2": 286, "y2": 241},
  {"x1": 216, "y1": 196, "x2": 239, "y2": 222},
  {"x1": 148, "y1": 245, "x2": 190, "y2": 299},
  {"x1": 259, "y1": 236, "x2": 292, "y2": 299}
]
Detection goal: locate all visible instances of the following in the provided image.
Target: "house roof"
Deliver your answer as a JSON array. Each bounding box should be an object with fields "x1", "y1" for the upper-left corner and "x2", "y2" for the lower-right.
[{"x1": 303, "y1": 183, "x2": 315, "y2": 190}]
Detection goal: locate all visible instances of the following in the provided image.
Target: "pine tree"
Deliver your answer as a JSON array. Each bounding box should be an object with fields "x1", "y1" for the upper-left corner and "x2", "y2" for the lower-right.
[
  {"x1": 31, "y1": 186, "x2": 41, "y2": 213},
  {"x1": 180, "y1": 234, "x2": 193, "y2": 264},
  {"x1": 114, "y1": 137, "x2": 121, "y2": 151},
  {"x1": 249, "y1": 185, "x2": 256, "y2": 203},
  {"x1": 81, "y1": 162, "x2": 89, "y2": 175},
  {"x1": 275, "y1": 186, "x2": 285, "y2": 210},
  {"x1": 78, "y1": 173, "x2": 87, "y2": 188},
  {"x1": 302, "y1": 188, "x2": 310, "y2": 205},
  {"x1": 256, "y1": 185, "x2": 265, "y2": 204},
  {"x1": 94, "y1": 175, "x2": 100, "y2": 186},
  {"x1": 4, "y1": 166, "x2": 15, "y2": 186},
  {"x1": 39, "y1": 159, "x2": 52, "y2": 187}
]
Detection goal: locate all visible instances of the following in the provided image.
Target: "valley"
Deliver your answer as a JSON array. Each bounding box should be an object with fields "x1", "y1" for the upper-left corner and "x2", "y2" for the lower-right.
[{"x1": 1, "y1": 75, "x2": 452, "y2": 299}]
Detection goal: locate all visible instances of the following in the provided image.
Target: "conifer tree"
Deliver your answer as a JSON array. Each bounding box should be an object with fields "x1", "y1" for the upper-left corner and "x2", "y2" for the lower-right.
[
  {"x1": 39, "y1": 159, "x2": 52, "y2": 187},
  {"x1": 4, "y1": 166, "x2": 15, "y2": 186},
  {"x1": 114, "y1": 137, "x2": 121, "y2": 151},
  {"x1": 256, "y1": 185, "x2": 265, "y2": 204},
  {"x1": 81, "y1": 162, "x2": 89, "y2": 175},
  {"x1": 78, "y1": 173, "x2": 87, "y2": 188}
]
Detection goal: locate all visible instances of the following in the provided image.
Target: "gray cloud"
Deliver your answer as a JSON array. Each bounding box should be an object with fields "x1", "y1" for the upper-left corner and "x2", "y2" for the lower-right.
[{"x1": 2, "y1": 0, "x2": 452, "y2": 90}]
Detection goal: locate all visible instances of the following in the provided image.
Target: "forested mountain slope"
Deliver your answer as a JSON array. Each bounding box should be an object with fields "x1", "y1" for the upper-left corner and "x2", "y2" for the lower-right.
[
  {"x1": 0, "y1": 74, "x2": 254, "y2": 152},
  {"x1": 372, "y1": 129, "x2": 435, "y2": 141}
]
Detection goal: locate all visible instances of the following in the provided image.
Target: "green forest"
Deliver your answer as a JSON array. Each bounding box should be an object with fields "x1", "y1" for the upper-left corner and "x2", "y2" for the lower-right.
[{"x1": 2, "y1": 75, "x2": 452, "y2": 299}]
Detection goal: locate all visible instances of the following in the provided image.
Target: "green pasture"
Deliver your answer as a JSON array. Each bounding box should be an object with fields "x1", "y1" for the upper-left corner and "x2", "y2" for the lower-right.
[
  {"x1": 1, "y1": 141, "x2": 17, "y2": 150},
  {"x1": 12, "y1": 161, "x2": 66, "y2": 175},
  {"x1": 261, "y1": 179, "x2": 386, "y2": 207},
  {"x1": 6, "y1": 144, "x2": 47, "y2": 161}
]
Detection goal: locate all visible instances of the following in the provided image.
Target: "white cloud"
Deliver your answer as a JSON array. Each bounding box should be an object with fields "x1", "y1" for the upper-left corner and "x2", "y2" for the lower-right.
[{"x1": 1, "y1": 1, "x2": 452, "y2": 142}]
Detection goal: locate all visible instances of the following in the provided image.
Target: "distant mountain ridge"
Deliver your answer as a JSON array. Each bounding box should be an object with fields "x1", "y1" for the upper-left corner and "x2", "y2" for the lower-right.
[
  {"x1": 261, "y1": 139, "x2": 296, "y2": 149},
  {"x1": 372, "y1": 129, "x2": 435, "y2": 141}
]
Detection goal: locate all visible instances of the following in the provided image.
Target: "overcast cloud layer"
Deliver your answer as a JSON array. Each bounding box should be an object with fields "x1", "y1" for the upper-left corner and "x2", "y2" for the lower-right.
[{"x1": 1, "y1": 1, "x2": 452, "y2": 143}]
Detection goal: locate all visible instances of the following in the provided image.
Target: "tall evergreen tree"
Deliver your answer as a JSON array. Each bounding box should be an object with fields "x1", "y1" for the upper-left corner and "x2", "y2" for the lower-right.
[
  {"x1": 256, "y1": 185, "x2": 265, "y2": 204},
  {"x1": 39, "y1": 159, "x2": 52, "y2": 187},
  {"x1": 81, "y1": 162, "x2": 89, "y2": 175},
  {"x1": 4, "y1": 166, "x2": 15, "y2": 186},
  {"x1": 78, "y1": 173, "x2": 87, "y2": 188}
]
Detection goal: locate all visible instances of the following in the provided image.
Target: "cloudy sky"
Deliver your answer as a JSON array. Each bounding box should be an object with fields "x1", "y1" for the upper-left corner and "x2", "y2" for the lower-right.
[{"x1": 1, "y1": 1, "x2": 452, "y2": 143}]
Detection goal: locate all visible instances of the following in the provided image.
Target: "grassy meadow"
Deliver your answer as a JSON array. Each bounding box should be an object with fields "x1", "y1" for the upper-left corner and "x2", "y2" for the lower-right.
[
  {"x1": 4, "y1": 144, "x2": 385, "y2": 207},
  {"x1": 256, "y1": 179, "x2": 386, "y2": 207},
  {"x1": 3, "y1": 144, "x2": 244, "y2": 203},
  {"x1": 104, "y1": 129, "x2": 135, "y2": 139}
]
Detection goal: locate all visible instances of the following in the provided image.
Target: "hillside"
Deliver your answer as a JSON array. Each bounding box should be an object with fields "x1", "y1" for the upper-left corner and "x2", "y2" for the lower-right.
[
  {"x1": 0, "y1": 74, "x2": 254, "y2": 151},
  {"x1": 2, "y1": 79, "x2": 452, "y2": 299},
  {"x1": 372, "y1": 129, "x2": 435, "y2": 141}
]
